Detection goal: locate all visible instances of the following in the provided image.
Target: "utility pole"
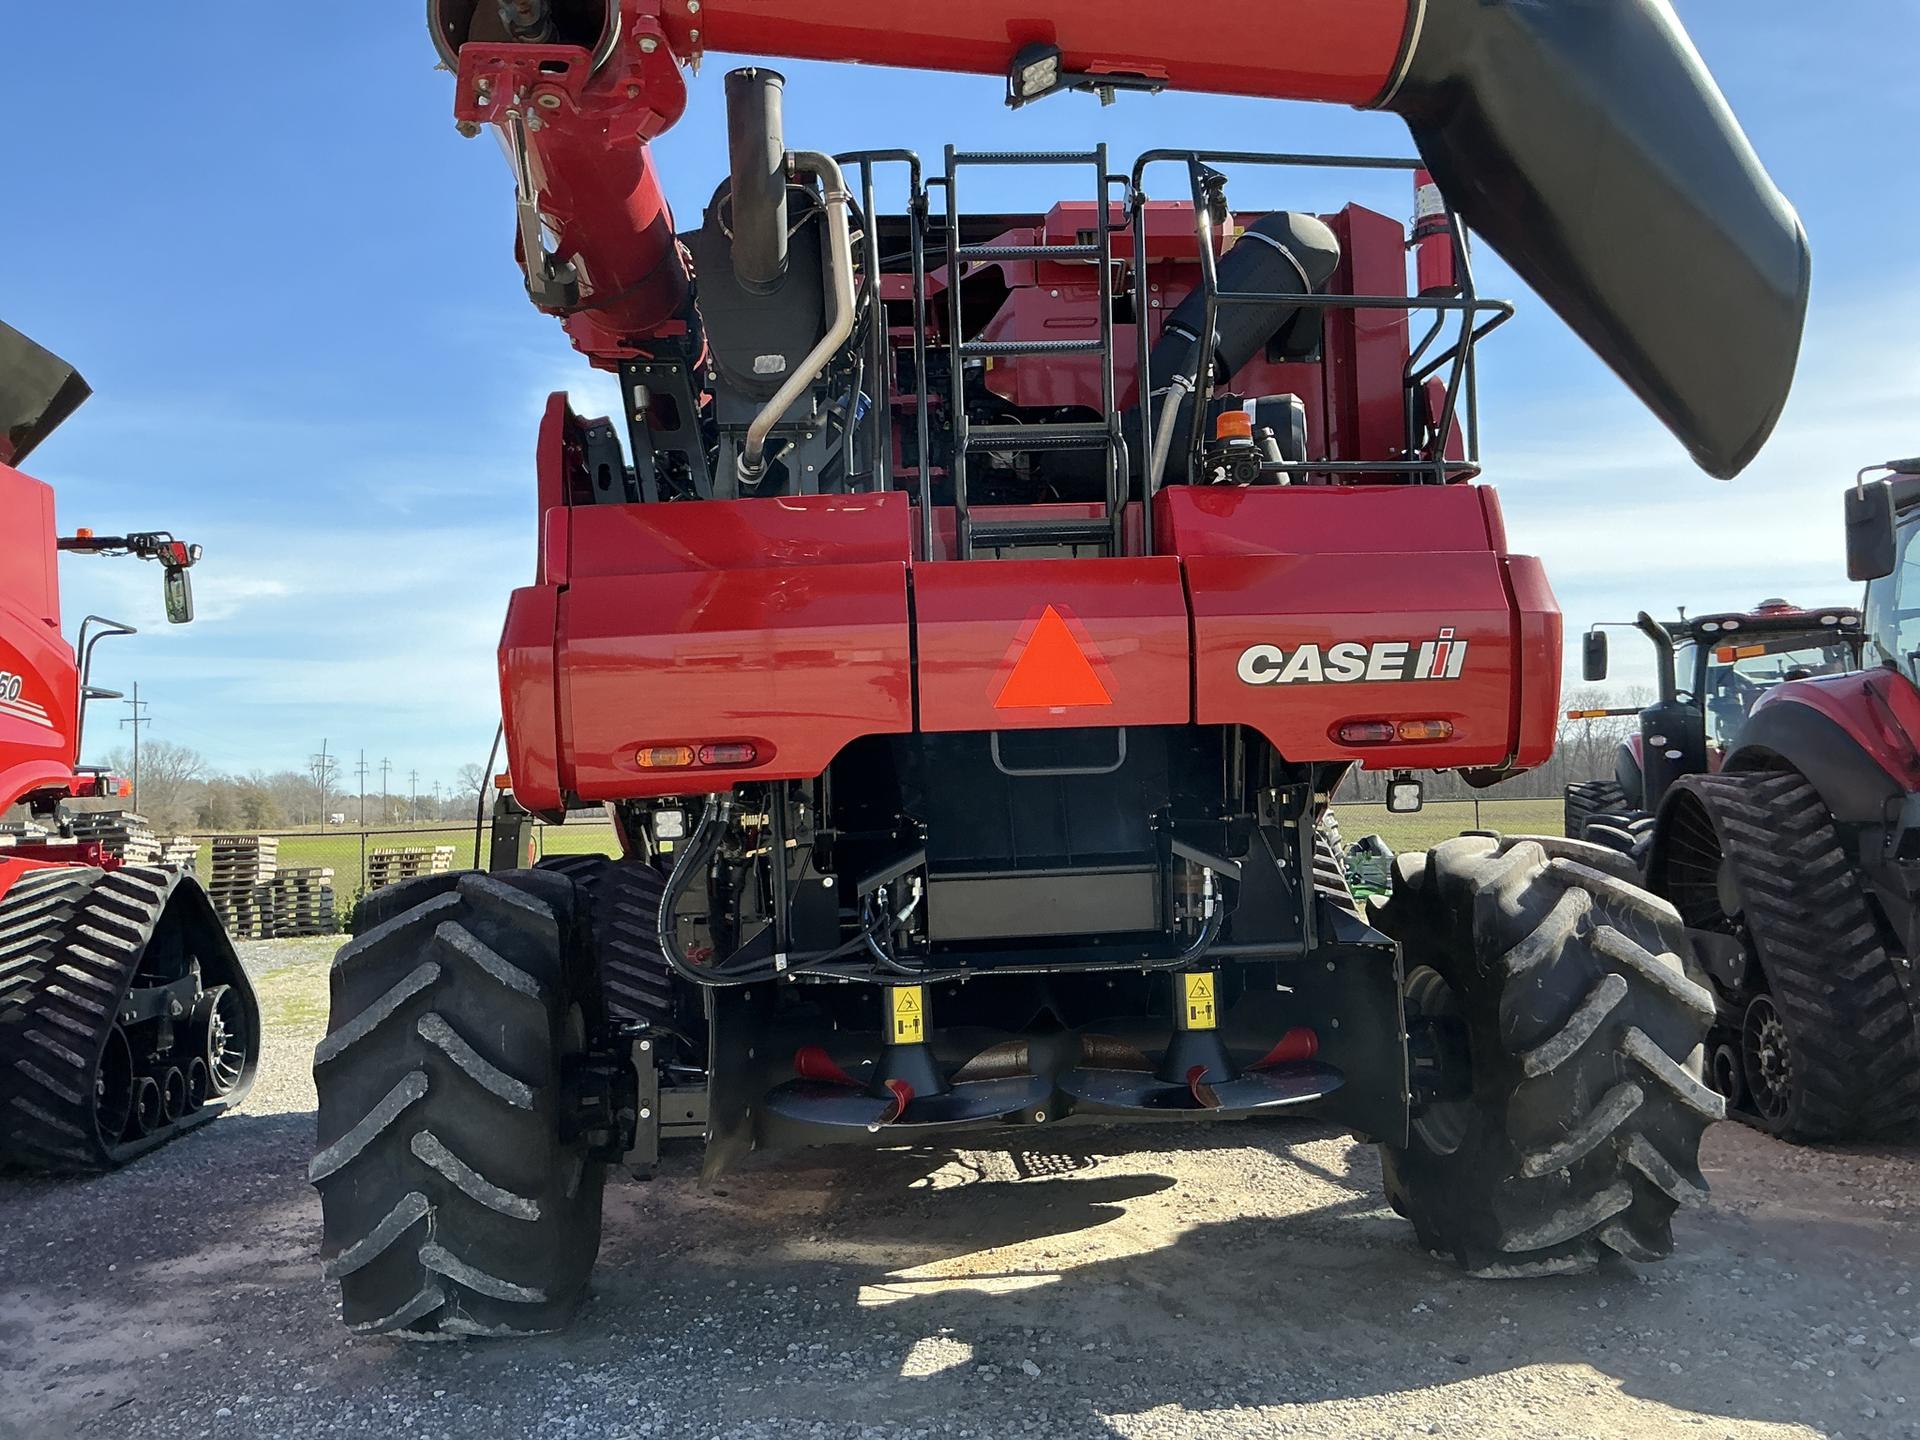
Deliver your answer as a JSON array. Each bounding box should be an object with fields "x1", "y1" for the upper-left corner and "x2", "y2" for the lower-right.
[
  {"x1": 379, "y1": 757, "x2": 392, "y2": 827},
  {"x1": 408, "y1": 768, "x2": 420, "y2": 826},
  {"x1": 310, "y1": 739, "x2": 334, "y2": 828},
  {"x1": 119, "y1": 683, "x2": 149, "y2": 813},
  {"x1": 432, "y1": 779, "x2": 443, "y2": 820},
  {"x1": 355, "y1": 750, "x2": 369, "y2": 829}
]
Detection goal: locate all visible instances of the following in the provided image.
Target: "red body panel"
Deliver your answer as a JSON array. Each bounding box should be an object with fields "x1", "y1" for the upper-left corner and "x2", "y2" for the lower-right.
[
  {"x1": 1751, "y1": 669, "x2": 1920, "y2": 793},
  {"x1": 1170, "y1": 487, "x2": 1540, "y2": 769},
  {"x1": 503, "y1": 407, "x2": 1562, "y2": 801},
  {"x1": 914, "y1": 559, "x2": 1191, "y2": 733},
  {"x1": 0, "y1": 463, "x2": 81, "y2": 815}
]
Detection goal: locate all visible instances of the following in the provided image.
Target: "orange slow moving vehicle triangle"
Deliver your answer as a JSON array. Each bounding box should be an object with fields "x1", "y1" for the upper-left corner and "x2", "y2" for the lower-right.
[{"x1": 995, "y1": 605, "x2": 1113, "y2": 709}]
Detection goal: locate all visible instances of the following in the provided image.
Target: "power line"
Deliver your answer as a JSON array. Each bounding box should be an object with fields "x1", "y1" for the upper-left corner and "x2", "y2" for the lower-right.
[
  {"x1": 310, "y1": 739, "x2": 335, "y2": 827},
  {"x1": 119, "y1": 683, "x2": 150, "y2": 813}
]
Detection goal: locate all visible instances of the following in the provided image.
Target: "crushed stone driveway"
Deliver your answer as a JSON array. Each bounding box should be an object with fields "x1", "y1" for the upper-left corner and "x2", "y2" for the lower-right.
[{"x1": 2, "y1": 947, "x2": 1917, "y2": 1440}]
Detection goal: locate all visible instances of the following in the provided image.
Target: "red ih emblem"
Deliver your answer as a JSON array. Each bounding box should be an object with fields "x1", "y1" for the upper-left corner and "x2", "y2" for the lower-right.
[{"x1": 994, "y1": 605, "x2": 1113, "y2": 710}]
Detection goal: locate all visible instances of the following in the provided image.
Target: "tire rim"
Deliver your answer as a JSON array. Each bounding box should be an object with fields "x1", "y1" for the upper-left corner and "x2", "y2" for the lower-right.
[
  {"x1": 1709, "y1": 1042, "x2": 1745, "y2": 1110},
  {"x1": 185, "y1": 1058, "x2": 210, "y2": 1113},
  {"x1": 1406, "y1": 966, "x2": 1470, "y2": 1156},
  {"x1": 204, "y1": 986, "x2": 249, "y2": 1096},
  {"x1": 1741, "y1": 994, "x2": 1794, "y2": 1124},
  {"x1": 130, "y1": 1076, "x2": 163, "y2": 1137},
  {"x1": 94, "y1": 1026, "x2": 134, "y2": 1145},
  {"x1": 160, "y1": 1067, "x2": 187, "y2": 1124}
]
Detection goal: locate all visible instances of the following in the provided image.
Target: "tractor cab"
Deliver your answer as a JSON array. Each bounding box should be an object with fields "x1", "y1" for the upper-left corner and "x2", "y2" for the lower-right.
[
  {"x1": 1850, "y1": 465, "x2": 1920, "y2": 684},
  {"x1": 1578, "y1": 601, "x2": 1864, "y2": 818}
]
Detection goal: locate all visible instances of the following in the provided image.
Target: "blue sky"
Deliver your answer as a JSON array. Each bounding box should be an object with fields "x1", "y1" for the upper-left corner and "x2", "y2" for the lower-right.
[{"x1": 8, "y1": 4, "x2": 1918, "y2": 792}]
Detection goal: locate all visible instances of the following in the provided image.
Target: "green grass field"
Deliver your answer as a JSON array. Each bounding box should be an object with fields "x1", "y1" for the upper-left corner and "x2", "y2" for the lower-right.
[{"x1": 1334, "y1": 797, "x2": 1563, "y2": 854}]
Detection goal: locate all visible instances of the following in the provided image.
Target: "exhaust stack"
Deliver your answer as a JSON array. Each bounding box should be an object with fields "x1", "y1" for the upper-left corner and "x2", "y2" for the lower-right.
[
  {"x1": 1382, "y1": 0, "x2": 1811, "y2": 479},
  {"x1": 725, "y1": 67, "x2": 790, "y2": 294},
  {"x1": 0, "y1": 321, "x2": 91, "y2": 468}
]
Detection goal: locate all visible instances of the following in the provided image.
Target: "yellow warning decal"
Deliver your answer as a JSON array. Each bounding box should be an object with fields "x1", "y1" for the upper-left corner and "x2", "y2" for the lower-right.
[
  {"x1": 890, "y1": 986, "x2": 925, "y2": 1045},
  {"x1": 1183, "y1": 973, "x2": 1217, "y2": 1030}
]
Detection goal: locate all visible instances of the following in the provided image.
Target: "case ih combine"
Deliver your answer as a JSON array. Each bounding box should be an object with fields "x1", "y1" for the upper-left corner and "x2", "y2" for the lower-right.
[
  {"x1": 0, "y1": 321, "x2": 260, "y2": 1172},
  {"x1": 312, "y1": 0, "x2": 1811, "y2": 1336}
]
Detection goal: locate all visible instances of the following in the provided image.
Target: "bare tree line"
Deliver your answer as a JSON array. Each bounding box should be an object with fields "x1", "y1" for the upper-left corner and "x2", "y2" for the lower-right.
[
  {"x1": 1337, "y1": 686, "x2": 1652, "y2": 804},
  {"x1": 9, "y1": 739, "x2": 497, "y2": 835}
]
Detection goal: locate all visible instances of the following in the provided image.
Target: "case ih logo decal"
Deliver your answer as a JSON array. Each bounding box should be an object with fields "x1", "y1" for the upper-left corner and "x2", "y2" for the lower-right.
[
  {"x1": 0, "y1": 670, "x2": 53, "y2": 728},
  {"x1": 1237, "y1": 629, "x2": 1468, "y2": 686}
]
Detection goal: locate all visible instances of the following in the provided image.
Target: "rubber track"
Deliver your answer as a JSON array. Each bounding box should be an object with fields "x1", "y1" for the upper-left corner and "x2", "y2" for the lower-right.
[
  {"x1": 1678, "y1": 772, "x2": 1920, "y2": 1139},
  {"x1": 1565, "y1": 780, "x2": 1629, "y2": 842},
  {"x1": 589, "y1": 863, "x2": 674, "y2": 1027},
  {"x1": 0, "y1": 866, "x2": 243, "y2": 1172},
  {"x1": 1312, "y1": 823, "x2": 1362, "y2": 920},
  {"x1": 311, "y1": 871, "x2": 601, "y2": 1338},
  {"x1": 1375, "y1": 834, "x2": 1720, "y2": 1276}
]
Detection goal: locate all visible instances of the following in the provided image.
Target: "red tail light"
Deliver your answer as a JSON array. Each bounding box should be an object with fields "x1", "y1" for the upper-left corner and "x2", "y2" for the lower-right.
[{"x1": 697, "y1": 743, "x2": 758, "y2": 767}]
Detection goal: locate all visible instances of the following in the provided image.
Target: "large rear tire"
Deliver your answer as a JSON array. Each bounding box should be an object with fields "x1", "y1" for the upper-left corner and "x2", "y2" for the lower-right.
[
  {"x1": 1655, "y1": 771, "x2": 1920, "y2": 1140},
  {"x1": 1375, "y1": 835, "x2": 1721, "y2": 1276},
  {"x1": 311, "y1": 871, "x2": 604, "y2": 1338},
  {"x1": 1564, "y1": 780, "x2": 1629, "y2": 842}
]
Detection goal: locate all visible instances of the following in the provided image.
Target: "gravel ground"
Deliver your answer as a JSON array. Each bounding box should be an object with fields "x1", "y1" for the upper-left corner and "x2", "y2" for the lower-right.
[{"x1": 2, "y1": 942, "x2": 1917, "y2": 1440}]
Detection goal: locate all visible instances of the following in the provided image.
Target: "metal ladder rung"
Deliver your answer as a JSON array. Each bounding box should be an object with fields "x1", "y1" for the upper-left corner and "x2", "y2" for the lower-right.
[
  {"x1": 966, "y1": 422, "x2": 1115, "y2": 453},
  {"x1": 949, "y1": 150, "x2": 1103, "y2": 167},
  {"x1": 954, "y1": 243, "x2": 1101, "y2": 262},
  {"x1": 970, "y1": 517, "x2": 1117, "y2": 547},
  {"x1": 959, "y1": 338, "x2": 1104, "y2": 359}
]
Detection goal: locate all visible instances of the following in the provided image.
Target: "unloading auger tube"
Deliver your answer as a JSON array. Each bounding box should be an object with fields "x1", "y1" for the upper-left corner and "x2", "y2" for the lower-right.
[{"x1": 429, "y1": 0, "x2": 1809, "y2": 478}]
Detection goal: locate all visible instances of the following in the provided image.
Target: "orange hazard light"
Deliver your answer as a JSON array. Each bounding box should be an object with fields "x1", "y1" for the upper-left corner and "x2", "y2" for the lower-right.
[{"x1": 994, "y1": 605, "x2": 1113, "y2": 710}]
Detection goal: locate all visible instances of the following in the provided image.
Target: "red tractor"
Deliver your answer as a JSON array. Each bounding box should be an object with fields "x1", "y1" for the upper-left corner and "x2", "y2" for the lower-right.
[
  {"x1": 311, "y1": 0, "x2": 1811, "y2": 1336},
  {"x1": 1566, "y1": 599, "x2": 1867, "y2": 850},
  {"x1": 1558, "y1": 468, "x2": 1920, "y2": 1144},
  {"x1": 0, "y1": 321, "x2": 261, "y2": 1171}
]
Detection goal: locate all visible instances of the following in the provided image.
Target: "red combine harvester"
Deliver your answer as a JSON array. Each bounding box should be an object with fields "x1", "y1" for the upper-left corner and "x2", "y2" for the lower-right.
[
  {"x1": 312, "y1": 0, "x2": 1810, "y2": 1336},
  {"x1": 0, "y1": 321, "x2": 260, "y2": 1171}
]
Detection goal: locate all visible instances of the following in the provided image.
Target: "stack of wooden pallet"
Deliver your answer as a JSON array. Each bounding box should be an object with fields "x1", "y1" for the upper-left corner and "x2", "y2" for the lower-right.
[
  {"x1": 208, "y1": 836, "x2": 278, "y2": 939},
  {"x1": 160, "y1": 836, "x2": 202, "y2": 871},
  {"x1": 0, "y1": 820, "x2": 50, "y2": 848},
  {"x1": 366, "y1": 845, "x2": 456, "y2": 892},
  {"x1": 65, "y1": 810, "x2": 161, "y2": 864},
  {"x1": 271, "y1": 867, "x2": 337, "y2": 937}
]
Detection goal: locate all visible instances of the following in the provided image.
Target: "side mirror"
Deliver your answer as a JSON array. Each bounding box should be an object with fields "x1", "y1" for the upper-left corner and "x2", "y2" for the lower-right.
[
  {"x1": 163, "y1": 566, "x2": 194, "y2": 624},
  {"x1": 1847, "y1": 481, "x2": 1899, "y2": 582},
  {"x1": 1582, "y1": 630, "x2": 1609, "y2": 683}
]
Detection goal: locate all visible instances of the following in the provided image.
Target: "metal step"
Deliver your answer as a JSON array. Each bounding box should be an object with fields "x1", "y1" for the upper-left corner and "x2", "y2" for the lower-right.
[
  {"x1": 969, "y1": 516, "x2": 1118, "y2": 548},
  {"x1": 965, "y1": 421, "x2": 1115, "y2": 453},
  {"x1": 954, "y1": 243, "x2": 1101, "y2": 262},
  {"x1": 959, "y1": 338, "x2": 1104, "y2": 359}
]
